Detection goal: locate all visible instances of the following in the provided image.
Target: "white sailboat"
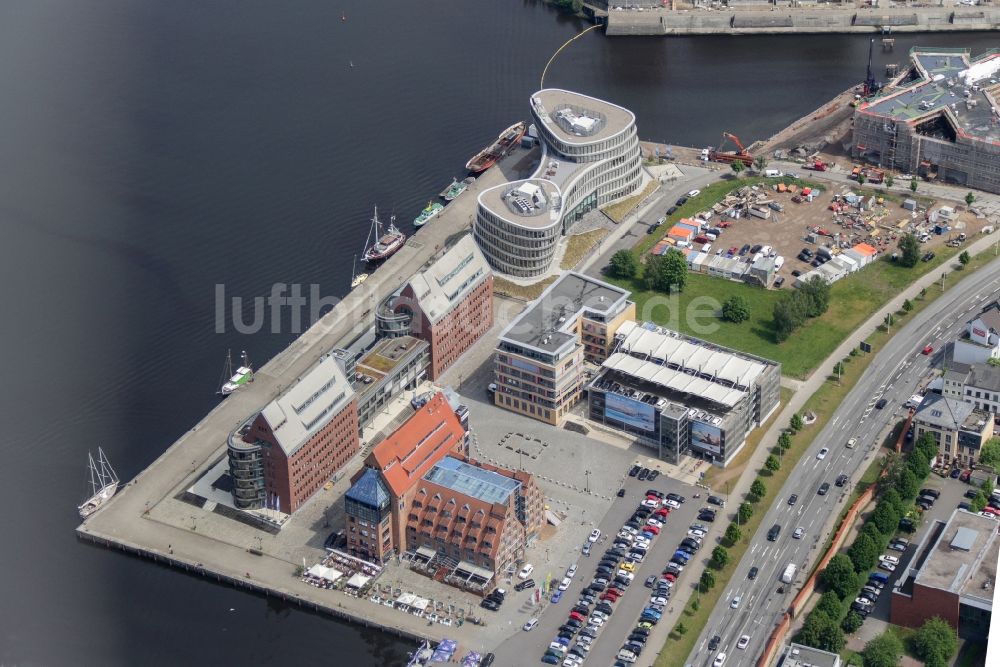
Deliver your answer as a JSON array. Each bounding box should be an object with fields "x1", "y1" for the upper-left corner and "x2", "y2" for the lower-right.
[
  {"x1": 78, "y1": 448, "x2": 119, "y2": 519},
  {"x1": 350, "y1": 255, "x2": 368, "y2": 288}
]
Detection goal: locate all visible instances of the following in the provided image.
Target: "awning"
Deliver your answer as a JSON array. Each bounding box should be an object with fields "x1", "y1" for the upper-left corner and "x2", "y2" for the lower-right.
[
  {"x1": 412, "y1": 597, "x2": 430, "y2": 611},
  {"x1": 346, "y1": 573, "x2": 371, "y2": 588},
  {"x1": 307, "y1": 564, "x2": 343, "y2": 582},
  {"x1": 396, "y1": 592, "x2": 417, "y2": 607}
]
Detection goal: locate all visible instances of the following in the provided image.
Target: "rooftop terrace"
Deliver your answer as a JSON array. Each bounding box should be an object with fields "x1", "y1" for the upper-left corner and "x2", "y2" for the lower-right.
[
  {"x1": 531, "y1": 89, "x2": 635, "y2": 146},
  {"x1": 478, "y1": 179, "x2": 562, "y2": 230},
  {"x1": 355, "y1": 335, "x2": 426, "y2": 394},
  {"x1": 862, "y1": 48, "x2": 1000, "y2": 145}
]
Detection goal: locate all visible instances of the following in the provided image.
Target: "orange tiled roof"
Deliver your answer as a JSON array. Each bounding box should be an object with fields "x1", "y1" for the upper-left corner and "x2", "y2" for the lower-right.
[
  {"x1": 852, "y1": 242, "x2": 877, "y2": 257},
  {"x1": 368, "y1": 392, "x2": 465, "y2": 497}
]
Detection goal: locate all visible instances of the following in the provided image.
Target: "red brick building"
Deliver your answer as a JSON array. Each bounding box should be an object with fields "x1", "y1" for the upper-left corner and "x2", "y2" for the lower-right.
[
  {"x1": 228, "y1": 354, "x2": 358, "y2": 514},
  {"x1": 890, "y1": 509, "x2": 997, "y2": 640},
  {"x1": 394, "y1": 235, "x2": 493, "y2": 380},
  {"x1": 345, "y1": 392, "x2": 467, "y2": 563}
]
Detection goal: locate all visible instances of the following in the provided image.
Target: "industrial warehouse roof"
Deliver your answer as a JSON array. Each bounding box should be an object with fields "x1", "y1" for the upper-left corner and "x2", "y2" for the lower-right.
[
  {"x1": 860, "y1": 48, "x2": 1000, "y2": 145},
  {"x1": 259, "y1": 354, "x2": 354, "y2": 457},
  {"x1": 614, "y1": 320, "x2": 770, "y2": 390},
  {"x1": 531, "y1": 89, "x2": 635, "y2": 145},
  {"x1": 423, "y1": 456, "x2": 521, "y2": 506},
  {"x1": 603, "y1": 353, "x2": 745, "y2": 409},
  {"x1": 499, "y1": 272, "x2": 630, "y2": 355},
  {"x1": 405, "y1": 235, "x2": 491, "y2": 325}
]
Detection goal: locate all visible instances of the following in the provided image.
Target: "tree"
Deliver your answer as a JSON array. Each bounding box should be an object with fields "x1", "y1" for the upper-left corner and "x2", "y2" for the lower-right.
[
  {"x1": 899, "y1": 232, "x2": 921, "y2": 267},
  {"x1": 817, "y1": 591, "x2": 843, "y2": 618},
  {"x1": 873, "y1": 500, "x2": 900, "y2": 536},
  {"x1": 981, "y1": 477, "x2": 994, "y2": 496},
  {"x1": 915, "y1": 433, "x2": 938, "y2": 462},
  {"x1": 609, "y1": 249, "x2": 638, "y2": 279},
  {"x1": 912, "y1": 617, "x2": 958, "y2": 667},
  {"x1": 861, "y1": 521, "x2": 884, "y2": 544},
  {"x1": 849, "y1": 533, "x2": 880, "y2": 572},
  {"x1": 790, "y1": 413, "x2": 804, "y2": 432},
  {"x1": 862, "y1": 631, "x2": 904, "y2": 667},
  {"x1": 778, "y1": 432, "x2": 792, "y2": 451},
  {"x1": 980, "y1": 438, "x2": 1000, "y2": 468},
  {"x1": 885, "y1": 174, "x2": 895, "y2": 188},
  {"x1": 773, "y1": 295, "x2": 804, "y2": 343},
  {"x1": 857, "y1": 172, "x2": 867, "y2": 187},
  {"x1": 646, "y1": 248, "x2": 687, "y2": 292},
  {"x1": 797, "y1": 610, "x2": 845, "y2": 653},
  {"x1": 910, "y1": 179, "x2": 918, "y2": 193},
  {"x1": 731, "y1": 159, "x2": 745, "y2": 176},
  {"x1": 765, "y1": 454, "x2": 781, "y2": 472},
  {"x1": 966, "y1": 191, "x2": 976, "y2": 207},
  {"x1": 920, "y1": 286, "x2": 927, "y2": 298},
  {"x1": 725, "y1": 523, "x2": 742, "y2": 545},
  {"x1": 820, "y1": 554, "x2": 860, "y2": 599},
  {"x1": 907, "y1": 448, "x2": 930, "y2": 479},
  {"x1": 721, "y1": 294, "x2": 751, "y2": 323},
  {"x1": 798, "y1": 275, "x2": 832, "y2": 317},
  {"x1": 842, "y1": 611, "x2": 864, "y2": 633},
  {"x1": 959, "y1": 250, "x2": 971, "y2": 267},
  {"x1": 738, "y1": 502, "x2": 753, "y2": 524},
  {"x1": 750, "y1": 478, "x2": 767, "y2": 500},
  {"x1": 970, "y1": 491, "x2": 988, "y2": 513},
  {"x1": 898, "y1": 467, "x2": 919, "y2": 499},
  {"x1": 903, "y1": 298, "x2": 913, "y2": 312},
  {"x1": 754, "y1": 155, "x2": 768, "y2": 173},
  {"x1": 711, "y1": 546, "x2": 729, "y2": 569},
  {"x1": 699, "y1": 570, "x2": 716, "y2": 591},
  {"x1": 881, "y1": 487, "x2": 904, "y2": 516}
]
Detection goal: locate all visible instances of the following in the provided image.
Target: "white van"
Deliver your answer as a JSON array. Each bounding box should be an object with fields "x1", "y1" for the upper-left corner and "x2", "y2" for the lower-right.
[
  {"x1": 702, "y1": 243, "x2": 712, "y2": 253},
  {"x1": 765, "y1": 169, "x2": 782, "y2": 178},
  {"x1": 781, "y1": 563, "x2": 797, "y2": 584},
  {"x1": 699, "y1": 148, "x2": 711, "y2": 161}
]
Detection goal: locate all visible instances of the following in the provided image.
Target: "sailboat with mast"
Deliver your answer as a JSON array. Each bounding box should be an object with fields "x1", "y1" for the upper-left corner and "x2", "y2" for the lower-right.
[
  {"x1": 78, "y1": 448, "x2": 119, "y2": 519},
  {"x1": 362, "y1": 205, "x2": 406, "y2": 263},
  {"x1": 218, "y1": 349, "x2": 253, "y2": 396}
]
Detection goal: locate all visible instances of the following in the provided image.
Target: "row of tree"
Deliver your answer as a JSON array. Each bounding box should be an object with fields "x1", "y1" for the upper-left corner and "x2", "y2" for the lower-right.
[
  {"x1": 609, "y1": 247, "x2": 690, "y2": 294},
  {"x1": 772, "y1": 275, "x2": 831, "y2": 342},
  {"x1": 796, "y1": 434, "x2": 938, "y2": 653}
]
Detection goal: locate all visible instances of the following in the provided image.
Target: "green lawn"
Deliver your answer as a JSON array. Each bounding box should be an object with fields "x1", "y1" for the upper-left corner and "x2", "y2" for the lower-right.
[{"x1": 611, "y1": 242, "x2": 970, "y2": 378}]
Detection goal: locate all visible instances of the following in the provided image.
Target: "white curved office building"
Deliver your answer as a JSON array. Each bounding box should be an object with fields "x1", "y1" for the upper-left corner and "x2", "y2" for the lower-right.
[{"x1": 474, "y1": 89, "x2": 642, "y2": 277}]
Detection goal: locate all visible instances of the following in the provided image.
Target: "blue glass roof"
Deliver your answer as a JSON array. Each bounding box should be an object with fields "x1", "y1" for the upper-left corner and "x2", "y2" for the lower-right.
[
  {"x1": 423, "y1": 457, "x2": 521, "y2": 505},
  {"x1": 346, "y1": 468, "x2": 390, "y2": 509}
]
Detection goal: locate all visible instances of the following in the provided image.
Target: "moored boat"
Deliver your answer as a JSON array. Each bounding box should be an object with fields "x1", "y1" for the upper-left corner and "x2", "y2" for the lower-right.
[
  {"x1": 350, "y1": 255, "x2": 368, "y2": 288},
  {"x1": 440, "y1": 177, "x2": 473, "y2": 201},
  {"x1": 465, "y1": 121, "x2": 527, "y2": 173},
  {"x1": 78, "y1": 448, "x2": 119, "y2": 519},
  {"x1": 413, "y1": 201, "x2": 444, "y2": 228},
  {"x1": 362, "y1": 205, "x2": 406, "y2": 263},
  {"x1": 219, "y1": 350, "x2": 253, "y2": 396}
]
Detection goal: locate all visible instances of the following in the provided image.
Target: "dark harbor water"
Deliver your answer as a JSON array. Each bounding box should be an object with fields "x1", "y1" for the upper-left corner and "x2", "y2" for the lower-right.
[{"x1": 0, "y1": 0, "x2": 994, "y2": 663}]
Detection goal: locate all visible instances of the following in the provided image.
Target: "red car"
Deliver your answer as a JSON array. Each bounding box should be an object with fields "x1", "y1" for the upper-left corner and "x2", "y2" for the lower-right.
[
  {"x1": 601, "y1": 591, "x2": 620, "y2": 602},
  {"x1": 718, "y1": 221, "x2": 732, "y2": 228},
  {"x1": 663, "y1": 572, "x2": 677, "y2": 582},
  {"x1": 654, "y1": 509, "x2": 670, "y2": 519},
  {"x1": 609, "y1": 586, "x2": 625, "y2": 597},
  {"x1": 922, "y1": 345, "x2": 933, "y2": 355},
  {"x1": 569, "y1": 611, "x2": 585, "y2": 622},
  {"x1": 644, "y1": 524, "x2": 660, "y2": 535}
]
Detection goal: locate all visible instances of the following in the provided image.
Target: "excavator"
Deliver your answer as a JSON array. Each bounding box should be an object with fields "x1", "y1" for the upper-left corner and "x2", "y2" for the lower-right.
[{"x1": 709, "y1": 132, "x2": 754, "y2": 167}]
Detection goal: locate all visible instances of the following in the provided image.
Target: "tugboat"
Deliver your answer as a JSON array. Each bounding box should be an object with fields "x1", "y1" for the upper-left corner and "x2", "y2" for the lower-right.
[
  {"x1": 78, "y1": 448, "x2": 119, "y2": 519},
  {"x1": 362, "y1": 205, "x2": 406, "y2": 263},
  {"x1": 465, "y1": 121, "x2": 527, "y2": 173},
  {"x1": 413, "y1": 201, "x2": 444, "y2": 228},
  {"x1": 218, "y1": 350, "x2": 253, "y2": 396}
]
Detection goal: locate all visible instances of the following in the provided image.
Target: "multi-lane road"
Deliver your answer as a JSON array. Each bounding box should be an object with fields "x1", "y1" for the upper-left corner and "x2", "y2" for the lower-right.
[{"x1": 689, "y1": 254, "x2": 1000, "y2": 667}]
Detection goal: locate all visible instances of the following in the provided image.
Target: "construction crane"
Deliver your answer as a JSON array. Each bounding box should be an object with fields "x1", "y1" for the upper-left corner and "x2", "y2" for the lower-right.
[
  {"x1": 709, "y1": 132, "x2": 753, "y2": 167},
  {"x1": 863, "y1": 37, "x2": 881, "y2": 98}
]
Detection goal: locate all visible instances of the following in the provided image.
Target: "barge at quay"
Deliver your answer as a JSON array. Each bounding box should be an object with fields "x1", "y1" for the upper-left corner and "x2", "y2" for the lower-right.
[{"x1": 465, "y1": 121, "x2": 526, "y2": 173}]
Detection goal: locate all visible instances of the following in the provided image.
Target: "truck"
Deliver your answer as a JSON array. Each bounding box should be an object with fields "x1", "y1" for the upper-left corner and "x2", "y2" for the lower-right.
[
  {"x1": 781, "y1": 563, "x2": 797, "y2": 584},
  {"x1": 807, "y1": 160, "x2": 827, "y2": 172}
]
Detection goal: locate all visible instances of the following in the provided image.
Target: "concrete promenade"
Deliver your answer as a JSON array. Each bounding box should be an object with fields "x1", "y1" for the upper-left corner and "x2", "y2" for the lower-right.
[{"x1": 605, "y1": 6, "x2": 1000, "y2": 35}]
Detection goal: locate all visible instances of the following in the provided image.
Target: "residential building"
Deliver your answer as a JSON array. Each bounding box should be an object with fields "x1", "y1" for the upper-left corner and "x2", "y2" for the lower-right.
[
  {"x1": 228, "y1": 354, "x2": 359, "y2": 513},
  {"x1": 941, "y1": 362, "x2": 1000, "y2": 422},
  {"x1": 379, "y1": 235, "x2": 494, "y2": 379},
  {"x1": 344, "y1": 392, "x2": 467, "y2": 564},
  {"x1": 942, "y1": 361, "x2": 973, "y2": 399},
  {"x1": 475, "y1": 89, "x2": 642, "y2": 277},
  {"x1": 911, "y1": 393, "x2": 994, "y2": 467},
  {"x1": 494, "y1": 272, "x2": 634, "y2": 425},
  {"x1": 891, "y1": 509, "x2": 997, "y2": 640},
  {"x1": 954, "y1": 300, "x2": 1000, "y2": 364},
  {"x1": 587, "y1": 320, "x2": 781, "y2": 467},
  {"x1": 853, "y1": 48, "x2": 1000, "y2": 194},
  {"x1": 780, "y1": 643, "x2": 841, "y2": 667}
]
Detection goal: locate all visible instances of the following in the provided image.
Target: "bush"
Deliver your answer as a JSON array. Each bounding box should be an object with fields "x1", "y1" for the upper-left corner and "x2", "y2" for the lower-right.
[
  {"x1": 700, "y1": 570, "x2": 716, "y2": 591},
  {"x1": 750, "y1": 478, "x2": 767, "y2": 500},
  {"x1": 765, "y1": 454, "x2": 781, "y2": 472},
  {"x1": 842, "y1": 611, "x2": 864, "y2": 634},
  {"x1": 711, "y1": 546, "x2": 729, "y2": 569},
  {"x1": 820, "y1": 554, "x2": 860, "y2": 600},
  {"x1": 738, "y1": 502, "x2": 753, "y2": 524},
  {"x1": 816, "y1": 591, "x2": 844, "y2": 618},
  {"x1": 797, "y1": 610, "x2": 845, "y2": 653},
  {"x1": 721, "y1": 294, "x2": 751, "y2": 323},
  {"x1": 849, "y1": 533, "x2": 880, "y2": 572},
  {"x1": 912, "y1": 617, "x2": 958, "y2": 667},
  {"x1": 725, "y1": 523, "x2": 741, "y2": 545},
  {"x1": 645, "y1": 249, "x2": 687, "y2": 292},
  {"x1": 790, "y1": 414, "x2": 804, "y2": 432},
  {"x1": 899, "y1": 233, "x2": 920, "y2": 267},
  {"x1": 862, "y1": 631, "x2": 904, "y2": 667},
  {"x1": 778, "y1": 432, "x2": 792, "y2": 450}
]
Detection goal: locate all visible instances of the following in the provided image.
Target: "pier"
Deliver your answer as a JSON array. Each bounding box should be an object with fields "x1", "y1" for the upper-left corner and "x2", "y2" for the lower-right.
[{"x1": 75, "y1": 147, "x2": 537, "y2": 649}]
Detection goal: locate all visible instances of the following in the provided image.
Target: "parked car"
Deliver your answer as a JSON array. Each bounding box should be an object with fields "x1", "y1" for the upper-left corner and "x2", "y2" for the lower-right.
[
  {"x1": 707, "y1": 495, "x2": 725, "y2": 507},
  {"x1": 922, "y1": 252, "x2": 936, "y2": 262},
  {"x1": 588, "y1": 529, "x2": 602, "y2": 543},
  {"x1": 628, "y1": 465, "x2": 640, "y2": 477}
]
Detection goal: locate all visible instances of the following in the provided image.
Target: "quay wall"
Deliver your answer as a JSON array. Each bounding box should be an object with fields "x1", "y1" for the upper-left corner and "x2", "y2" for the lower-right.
[
  {"x1": 76, "y1": 530, "x2": 430, "y2": 645},
  {"x1": 605, "y1": 7, "x2": 1000, "y2": 35}
]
